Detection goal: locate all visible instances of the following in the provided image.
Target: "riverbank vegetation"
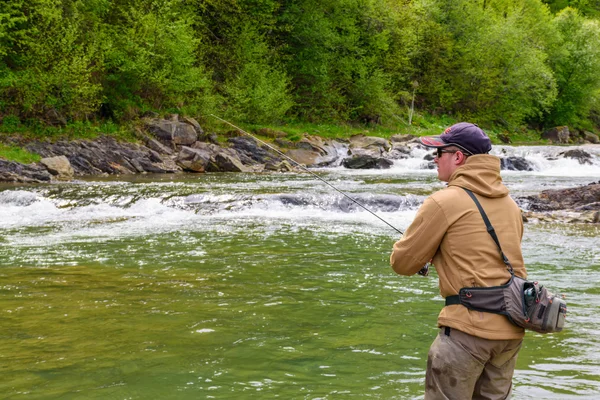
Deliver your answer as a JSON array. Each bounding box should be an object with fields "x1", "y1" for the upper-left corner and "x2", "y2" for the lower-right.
[{"x1": 1, "y1": 0, "x2": 600, "y2": 144}]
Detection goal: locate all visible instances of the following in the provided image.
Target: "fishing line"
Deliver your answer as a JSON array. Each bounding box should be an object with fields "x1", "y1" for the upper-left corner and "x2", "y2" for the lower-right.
[{"x1": 210, "y1": 115, "x2": 404, "y2": 235}]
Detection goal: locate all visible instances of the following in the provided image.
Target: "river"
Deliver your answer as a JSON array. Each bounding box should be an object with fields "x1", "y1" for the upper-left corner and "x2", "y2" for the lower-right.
[{"x1": 1, "y1": 145, "x2": 599, "y2": 399}]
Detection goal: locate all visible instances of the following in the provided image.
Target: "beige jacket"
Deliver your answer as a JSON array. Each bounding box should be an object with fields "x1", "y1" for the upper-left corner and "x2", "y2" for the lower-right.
[{"x1": 390, "y1": 155, "x2": 526, "y2": 340}]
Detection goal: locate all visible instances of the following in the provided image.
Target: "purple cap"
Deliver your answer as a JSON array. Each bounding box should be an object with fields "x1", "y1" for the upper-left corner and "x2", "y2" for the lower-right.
[{"x1": 419, "y1": 122, "x2": 492, "y2": 155}]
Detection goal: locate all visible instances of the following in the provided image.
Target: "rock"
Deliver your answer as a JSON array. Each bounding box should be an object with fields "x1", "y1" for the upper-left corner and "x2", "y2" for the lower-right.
[
  {"x1": 520, "y1": 182, "x2": 600, "y2": 211},
  {"x1": 285, "y1": 149, "x2": 318, "y2": 166},
  {"x1": 265, "y1": 160, "x2": 294, "y2": 172},
  {"x1": 560, "y1": 149, "x2": 592, "y2": 165},
  {"x1": 25, "y1": 136, "x2": 180, "y2": 176},
  {"x1": 208, "y1": 153, "x2": 249, "y2": 172},
  {"x1": 144, "y1": 138, "x2": 174, "y2": 155},
  {"x1": 40, "y1": 155, "x2": 74, "y2": 181},
  {"x1": 198, "y1": 132, "x2": 219, "y2": 145},
  {"x1": 388, "y1": 143, "x2": 412, "y2": 159},
  {"x1": 0, "y1": 160, "x2": 52, "y2": 183},
  {"x1": 348, "y1": 135, "x2": 391, "y2": 157},
  {"x1": 500, "y1": 156, "x2": 534, "y2": 171},
  {"x1": 582, "y1": 131, "x2": 599, "y2": 144},
  {"x1": 176, "y1": 146, "x2": 212, "y2": 172},
  {"x1": 541, "y1": 126, "x2": 570, "y2": 144},
  {"x1": 228, "y1": 136, "x2": 281, "y2": 165},
  {"x1": 390, "y1": 134, "x2": 415, "y2": 143},
  {"x1": 182, "y1": 116, "x2": 204, "y2": 135},
  {"x1": 285, "y1": 136, "x2": 348, "y2": 167},
  {"x1": 145, "y1": 118, "x2": 197, "y2": 146},
  {"x1": 190, "y1": 141, "x2": 250, "y2": 173},
  {"x1": 342, "y1": 155, "x2": 393, "y2": 169}
]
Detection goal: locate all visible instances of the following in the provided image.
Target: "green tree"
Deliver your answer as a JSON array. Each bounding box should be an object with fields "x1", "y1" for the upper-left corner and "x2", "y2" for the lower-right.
[
  {"x1": 0, "y1": 0, "x2": 103, "y2": 121},
  {"x1": 277, "y1": 0, "x2": 398, "y2": 122},
  {"x1": 546, "y1": 7, "x2": 600, "y2": 127},
  {"x1": 223, "y1": 23, "x2": 293, "y2": 123},
  {"x1": 406, "y1": 0, "x2": 558, "y2": 127},
  {"x1": 101, "y1": 0, "x2": 217, "y2": 119}
]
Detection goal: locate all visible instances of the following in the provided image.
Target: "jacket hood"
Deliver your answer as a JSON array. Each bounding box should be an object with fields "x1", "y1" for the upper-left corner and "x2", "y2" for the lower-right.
[{"x1": 447, "y1": 154, "x2": 508, "y2": 198}]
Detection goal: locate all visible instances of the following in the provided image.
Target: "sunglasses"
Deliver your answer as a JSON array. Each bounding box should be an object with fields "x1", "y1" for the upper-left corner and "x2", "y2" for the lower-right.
[
  {"x1": 435, "y1": 148, "x2": 471, "y2": 158},
  {"x1": 435, "y1": 149, "x2": 458, "y2": 158}
]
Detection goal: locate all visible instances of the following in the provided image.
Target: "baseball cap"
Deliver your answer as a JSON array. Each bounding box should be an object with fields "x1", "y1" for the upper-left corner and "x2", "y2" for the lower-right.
[{"x1": 419, "y1": 122, "x2": 492, "y2": 155}]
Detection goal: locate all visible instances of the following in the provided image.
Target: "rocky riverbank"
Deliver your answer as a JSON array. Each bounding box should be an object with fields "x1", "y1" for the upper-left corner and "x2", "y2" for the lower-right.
[{"x1": 1, "y1": 116, "x2": 599, "y2": 222}]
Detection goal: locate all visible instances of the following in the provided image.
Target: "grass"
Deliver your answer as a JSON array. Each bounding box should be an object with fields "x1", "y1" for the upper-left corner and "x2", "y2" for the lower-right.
[
  {"x1": 225, "y1": 112, "x2": 553, "y2": 145},
  {"x1": 0, "y1": 143, "x2": 41, "y2": 164},
  {"x1": 0, "y1": 116, "x2": 138, "y2": 143}
]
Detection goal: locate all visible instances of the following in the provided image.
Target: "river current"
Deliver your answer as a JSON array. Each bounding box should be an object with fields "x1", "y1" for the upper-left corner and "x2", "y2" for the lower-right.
[{"x1": 1, "y1": 145, "x2": 599, "y2": 399}]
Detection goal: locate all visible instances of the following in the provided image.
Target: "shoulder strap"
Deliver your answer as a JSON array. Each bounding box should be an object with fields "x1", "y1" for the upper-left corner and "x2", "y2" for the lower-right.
[{"x1": 462, "y1": 188, "x2": 514, "y2": 275}]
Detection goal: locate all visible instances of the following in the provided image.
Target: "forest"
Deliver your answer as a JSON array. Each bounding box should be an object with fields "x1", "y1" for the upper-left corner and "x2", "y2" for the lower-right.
[{"x1": 1, "y1": 0, "x2": 600, "y2": 136}]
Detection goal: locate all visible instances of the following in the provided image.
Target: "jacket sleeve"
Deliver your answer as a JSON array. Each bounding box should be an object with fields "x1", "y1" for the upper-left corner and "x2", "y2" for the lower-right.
[{"x1": 390, "y1": 196, "x2": 448, "y2": 276}]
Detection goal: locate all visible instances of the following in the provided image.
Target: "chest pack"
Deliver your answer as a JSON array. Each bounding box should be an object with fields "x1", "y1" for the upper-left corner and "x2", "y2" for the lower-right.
[{"x1": 444, "y1": 189, "x2": 567, "y2": 334}]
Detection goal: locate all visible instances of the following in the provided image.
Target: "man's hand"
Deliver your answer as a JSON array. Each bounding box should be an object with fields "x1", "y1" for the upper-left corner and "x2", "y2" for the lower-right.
[{"x1": 417, "y1": 261, "x2": 432, "y2": 276}]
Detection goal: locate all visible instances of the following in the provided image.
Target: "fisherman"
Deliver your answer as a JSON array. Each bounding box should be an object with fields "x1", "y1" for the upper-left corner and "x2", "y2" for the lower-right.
[{"x1": 390, "y1": 122, "x2": 526, "y2": 399}]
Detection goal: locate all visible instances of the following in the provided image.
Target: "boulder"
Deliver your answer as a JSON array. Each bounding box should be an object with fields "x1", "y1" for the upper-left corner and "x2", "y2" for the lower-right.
[
  {"x1": 284, "y1": 136, "x2": 347, "y2": 167},
  {"x1": 582, "y1": 131, "x2": 599, "y2": 144},
  {"x1": 182, "y1": 116, "x2": 204, "y2": 135},
  {"x1": 388, "y1": 143, "x2": 412, "y2": 159},
  {"x1": 191, "y1": 141, "x2": 251, "y2": 172},
  {"x1": 342, "y1": 155, "x2": 393, "y2": 169},
  {"x1": 228, "y1": 136, "x2": 282, "y2": 165},
  {"x1": 0, "y1": 160, "x2": 52, "y2": 183},
  {"x1": 176, "y1": 146, "x2": 212, "y2": 172},
  {"x1": 348, "y1": 135, "x2": 391, "y2": 157},
  {"x1": 40, "y1": 155, "x2": 74, "y2": 181},
  {"x1": 390, "y1": 134, "x2": 416, "y2": 143},
  {"x1": 208, "y1": 153, "x2": 249, "y2": 173},
  {"x1": 520, "y1": 182, "x2": 600, "y2": 211},
  {"x1": 265, "y1": 160, "x2": 294, "y2": 172},
  {"x1": 145, "y1": 138, "x2": 173, "y2": 155},
  {"x1": 285, "y1": 149, "x2": 319, "y2": 166},
  {"x1": 560, "y1": 149, "x2": 592, "y2": 165},
  {"x1": 500, "y1": 156, "x2": 534, "y2": 171},
  {"x1": 145, "y1": 118, "x2": 197, "y2": 146},
  {"x1": 541, "y1": 126, "x2": 570, "y2": 144},
  {"x1": 197, "y1": 132, "x2": 220, "y2": 145}
]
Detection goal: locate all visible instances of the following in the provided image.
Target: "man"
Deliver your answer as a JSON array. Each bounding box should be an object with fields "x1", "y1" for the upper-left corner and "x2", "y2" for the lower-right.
[{"x1": 390, "y1": 122, "x2": 526, "y2": 399}]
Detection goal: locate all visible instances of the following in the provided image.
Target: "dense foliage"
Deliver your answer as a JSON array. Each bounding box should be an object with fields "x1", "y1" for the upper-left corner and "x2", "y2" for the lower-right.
[{"x1": 1, "y1": 0, "x2": 600, "y2": 132}]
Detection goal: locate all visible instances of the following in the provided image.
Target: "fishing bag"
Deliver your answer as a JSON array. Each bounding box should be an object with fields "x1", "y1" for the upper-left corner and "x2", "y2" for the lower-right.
[{"x1": 444, "y1": 189, "x2": 567, "y2": 334}]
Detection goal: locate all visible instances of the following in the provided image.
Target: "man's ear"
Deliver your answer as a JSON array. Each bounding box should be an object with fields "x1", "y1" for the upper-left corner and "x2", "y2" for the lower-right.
[{"x1": 456, "y1": 151, "x2": 468, "y2": 164}]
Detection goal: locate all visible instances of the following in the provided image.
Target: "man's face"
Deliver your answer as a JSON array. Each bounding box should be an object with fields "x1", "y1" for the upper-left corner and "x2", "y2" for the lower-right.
[{"x1": 434, "y1": 148, "x2": 462, "y2": 182}]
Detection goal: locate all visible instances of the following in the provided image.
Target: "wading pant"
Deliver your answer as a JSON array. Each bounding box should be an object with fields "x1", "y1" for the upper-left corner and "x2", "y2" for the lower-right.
[{"x1": 425, "y1": 327, "x2": 522, "y2": 400}]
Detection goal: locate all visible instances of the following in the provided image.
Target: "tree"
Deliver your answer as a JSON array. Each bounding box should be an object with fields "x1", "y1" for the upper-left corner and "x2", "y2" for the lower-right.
[
  {"x1": 0, "y1": 0, "x2": 103, "y2": 121},
  {"x1": 101, "y1": 0, "x2": 217, "y2": 119},
  {"x1": 545, "y1": 7, "x2": 600, "y2": 127},
  {"x1": 405, "y1": 0, "x2": 558, "y2": 127},
  {"x1": 277, "y1": 0, "x2": 398, "y2": 122}
]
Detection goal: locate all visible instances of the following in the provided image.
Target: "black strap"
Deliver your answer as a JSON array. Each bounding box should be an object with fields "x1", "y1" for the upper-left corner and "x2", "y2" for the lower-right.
[
  {"x1": 462, "y1": 188, "x2": 514, "y2": 274},
  {"x1": 445, "y1": 295, "x2": 461, "y2": 306}
]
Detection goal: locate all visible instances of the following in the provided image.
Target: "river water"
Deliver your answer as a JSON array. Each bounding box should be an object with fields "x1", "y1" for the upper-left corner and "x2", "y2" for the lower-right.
[{"x1": 1, "y1": 145, "x2": 599, "y2": 399}]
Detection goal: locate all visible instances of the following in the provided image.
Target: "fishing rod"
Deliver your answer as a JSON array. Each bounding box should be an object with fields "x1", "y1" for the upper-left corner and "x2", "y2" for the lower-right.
[{"x1": 210, "y1": 114, "x2": 404, "y2": 236}]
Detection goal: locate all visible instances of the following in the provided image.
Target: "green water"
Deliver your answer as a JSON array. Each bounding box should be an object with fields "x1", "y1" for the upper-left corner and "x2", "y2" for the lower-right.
[{"x1": 1, "y1": 171, "x2": 599, "y2": 399}]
